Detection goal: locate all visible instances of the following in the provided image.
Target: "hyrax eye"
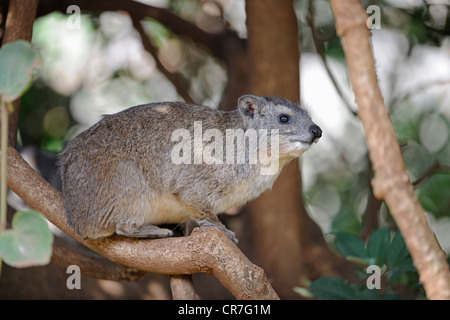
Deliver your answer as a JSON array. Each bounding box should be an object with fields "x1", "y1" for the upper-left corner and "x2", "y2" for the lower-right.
[{"x1": 278, "y1": 114, "x2": 291, "y2": 124}]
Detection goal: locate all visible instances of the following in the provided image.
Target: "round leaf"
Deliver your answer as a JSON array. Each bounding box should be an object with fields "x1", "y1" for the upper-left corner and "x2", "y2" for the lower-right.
[
  {"x1": 0, "y1": 40, "x2": 42, "y2": 102},
  {"x1": 0, "y1": 210, "x2": 53, "y2": 267}
]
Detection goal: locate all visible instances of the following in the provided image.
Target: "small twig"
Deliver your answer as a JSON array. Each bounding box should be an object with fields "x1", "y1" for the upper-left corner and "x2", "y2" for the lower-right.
[
  {"x1": 170, "y1": 275, "x2": 198, "y2": 300},
  {"x1": 360, "y1": 155, "x2": 384, "y2": 241},
  {"x1": 360, "y1": 183, "x2": 382, "y2": 241},
  {"x1": 307, "y1": 0, "x2": 358, "y2": 117},
  {"x1": 413, "y1": 161, "x2": 450, "y2": 189},
  {"x1": 389, "y1": 79, "x2": 450, "y2": 111},
  {"x1": 132, "y1": 15, "x2": 196, "y2": 104}
]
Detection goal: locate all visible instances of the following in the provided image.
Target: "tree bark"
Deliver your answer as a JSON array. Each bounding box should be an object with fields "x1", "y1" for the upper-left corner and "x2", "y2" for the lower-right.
[
  {"x1": 330, "y1": 0, "x2": 450, "y2": 300},
  {"x1": 245, "y1": 0, "x2": 305, "y2": 298},
  {"x1": 170, "y1": 275, "x2": 198, "y2": 300}
]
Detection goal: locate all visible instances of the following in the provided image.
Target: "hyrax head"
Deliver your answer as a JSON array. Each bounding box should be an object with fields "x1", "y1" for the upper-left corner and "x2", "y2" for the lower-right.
[{"x1": 238, "y1": 95, "x2": 322, "y2": 156}]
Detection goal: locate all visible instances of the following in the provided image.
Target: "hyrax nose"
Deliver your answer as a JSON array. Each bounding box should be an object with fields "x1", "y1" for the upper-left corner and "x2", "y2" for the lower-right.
[{"x1": 309, "y1": 124, "x2": 322, "y2": 140}]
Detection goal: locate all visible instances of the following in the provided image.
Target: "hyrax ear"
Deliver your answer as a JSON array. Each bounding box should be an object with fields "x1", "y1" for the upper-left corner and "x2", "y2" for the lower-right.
[{"x1": 238, "y1": 95, "x2": 266, "y2": 118}]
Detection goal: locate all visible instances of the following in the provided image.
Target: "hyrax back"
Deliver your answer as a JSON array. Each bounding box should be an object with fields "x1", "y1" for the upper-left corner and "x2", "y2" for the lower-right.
[{"x1": 59, "y1": 95, "x2": 321, "y2": 243}]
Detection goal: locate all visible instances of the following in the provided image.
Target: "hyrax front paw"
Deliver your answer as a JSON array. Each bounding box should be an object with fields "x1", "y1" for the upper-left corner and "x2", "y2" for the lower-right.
[{"x1": 196, "y1": 219, "x2": 239, "y2": 245}]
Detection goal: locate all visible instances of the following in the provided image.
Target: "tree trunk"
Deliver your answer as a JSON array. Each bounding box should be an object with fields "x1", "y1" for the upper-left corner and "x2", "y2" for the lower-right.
[
  {"x1": 245, "y1": 0, "x2": 359, "y2": 298},
  {"x1": 245, "y1": 0, "x2": 305, "y2": 298}
]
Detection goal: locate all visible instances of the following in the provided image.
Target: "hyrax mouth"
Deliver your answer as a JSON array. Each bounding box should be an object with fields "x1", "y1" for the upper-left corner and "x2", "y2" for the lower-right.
[
  {"x1": 283, "y1": 124, "x2": 322, "y2": 146},
  {"x1": 289, "y1": 138, "x2": 316, "y2": 146}
]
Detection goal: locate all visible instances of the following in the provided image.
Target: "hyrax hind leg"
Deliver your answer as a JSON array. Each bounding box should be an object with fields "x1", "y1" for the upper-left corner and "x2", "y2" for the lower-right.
[
  {"x1": 116, "y1": 222, "x2": 174, "y2": 238},
  {"x1": 106, "y1": 159, "x2": 175, "y2": 239},
  {"x1": 197, "y1": 217, "x2": 238, "y2": 245},
  {"x1": 172, "y1": 193, "x2": 238, "y2": 244}
]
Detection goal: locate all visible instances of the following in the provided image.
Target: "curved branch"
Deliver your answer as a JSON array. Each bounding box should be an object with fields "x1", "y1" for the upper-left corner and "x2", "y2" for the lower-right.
[
  {"x1": 5, "y1": 147, "x2": 279, "y2": 300},
  {"x1": 36, "y1": 0, "x2": 231, "y2": 58},
  {"x1": 330, "y1": 0, "x2": 450, "y2": 300}
]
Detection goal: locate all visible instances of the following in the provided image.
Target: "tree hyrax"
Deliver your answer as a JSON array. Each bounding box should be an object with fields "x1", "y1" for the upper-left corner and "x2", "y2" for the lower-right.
[{"x1": 59, "y1": 95, "x2": 322, "y2": 244}]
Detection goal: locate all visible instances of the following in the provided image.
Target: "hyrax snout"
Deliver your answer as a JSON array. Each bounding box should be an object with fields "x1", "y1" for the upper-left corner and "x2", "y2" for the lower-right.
[{"x1": 59, "y1": 95, "x2": 321, "y2": 244}]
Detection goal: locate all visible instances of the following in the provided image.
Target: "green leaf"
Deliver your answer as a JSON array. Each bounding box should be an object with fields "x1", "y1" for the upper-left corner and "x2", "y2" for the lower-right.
[
  {"x1": 332, "y1": 231, "x2": 367, "y2": 259},
  {"x1": 0, "y1": 40, "x2": 41, "y2": 102},
  {"x1": 386, "y1": 231, "x2": 410, "y2": 268},
  {"x1": 417, "y1": 173, "x2": 450, "y2": 218},
  {"x1": 394, "y1": 256, "x2": 415, "y2": 272},
  {"x1": 309, "y1": 276, "x2": 405, "y2": 300},
  {"x1": 367, "y1": 228, "x2": 390, "y2": 265},
  {"x1": 0, "y1": 210, "x2": 53, "y2": 267},
  {"x1": 309, "y1": 277, "x2": 357, "y2": 300}
]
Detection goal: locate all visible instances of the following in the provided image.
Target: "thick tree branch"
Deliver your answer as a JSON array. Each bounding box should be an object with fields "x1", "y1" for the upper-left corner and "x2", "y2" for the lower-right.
[
  {"x1": 36, "y1": 0, "x2": 231, "y2": 59},
  {"x1": 330, "y1": 0, "x2": 450, "y2": 300},
  {"x1": 4, "y1": 147, "x2": 279, "y2": 300}
]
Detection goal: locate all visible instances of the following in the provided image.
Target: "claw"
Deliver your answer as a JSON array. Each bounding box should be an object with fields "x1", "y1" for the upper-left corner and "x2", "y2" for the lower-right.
[{"x1": 196, "y1": 219, "x2": 239, "y2": 245}]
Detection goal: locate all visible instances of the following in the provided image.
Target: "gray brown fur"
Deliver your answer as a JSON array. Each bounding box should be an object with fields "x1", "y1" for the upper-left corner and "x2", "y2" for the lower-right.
[{"x1": 58, "y1": 95, "x2": 322, "y2": 244}]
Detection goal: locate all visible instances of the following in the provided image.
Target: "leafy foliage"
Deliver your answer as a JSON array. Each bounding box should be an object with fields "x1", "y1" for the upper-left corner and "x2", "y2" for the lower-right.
[
  {"x1": 295, "y1": 228, "x2": 423, "y2": 300},
  {"x1": 308, "y1": 277, "x2": 402, "y2": 300}
]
